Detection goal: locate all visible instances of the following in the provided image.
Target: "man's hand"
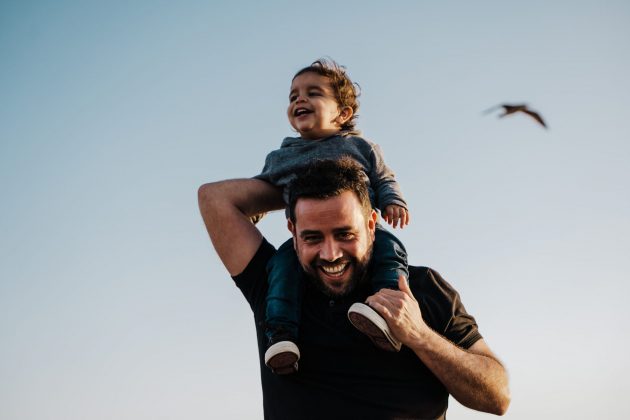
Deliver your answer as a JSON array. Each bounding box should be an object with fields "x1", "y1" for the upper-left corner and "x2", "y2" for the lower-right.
[
  {"x1": 366, "y1": 275, "x2": 510, "y2": 415},
  {"x1": 382, "y1": 204, "x2": 410, "y2": 229},
  {"x1": 365, "y1": 275, "x2": 426, "y2": 346}
]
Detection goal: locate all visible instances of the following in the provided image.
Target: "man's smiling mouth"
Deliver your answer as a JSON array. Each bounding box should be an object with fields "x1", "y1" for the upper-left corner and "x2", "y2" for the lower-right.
[{"x1": 319, "y1": 261, "x2": 349, "y2": 277}]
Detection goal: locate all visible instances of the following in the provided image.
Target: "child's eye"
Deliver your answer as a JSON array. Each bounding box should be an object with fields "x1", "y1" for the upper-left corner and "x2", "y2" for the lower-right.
[{"x1": 289, "y1": 95, "x2": 298, "y2": 102}]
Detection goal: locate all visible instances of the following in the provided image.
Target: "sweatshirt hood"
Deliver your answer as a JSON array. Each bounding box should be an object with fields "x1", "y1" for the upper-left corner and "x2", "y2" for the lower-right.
[{"x1": 281, "y1": 130, "x2": 362, "y2": 147}]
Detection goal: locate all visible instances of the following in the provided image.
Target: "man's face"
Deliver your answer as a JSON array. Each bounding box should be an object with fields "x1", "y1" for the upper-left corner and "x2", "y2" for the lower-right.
[{"x1": 288, "y1": 191, "x2": 377, "y2": 297}]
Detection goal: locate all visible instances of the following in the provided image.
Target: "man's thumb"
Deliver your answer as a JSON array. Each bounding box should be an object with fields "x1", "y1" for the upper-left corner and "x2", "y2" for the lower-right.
[{"x1": 398, "y1": 274, "x2": 411, "y2": 295}]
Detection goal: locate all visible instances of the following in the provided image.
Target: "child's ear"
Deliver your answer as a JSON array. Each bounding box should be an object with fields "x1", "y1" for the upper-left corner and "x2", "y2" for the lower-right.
[{"x1": 337, "y1": 106, "x2": 353, "y2": 125}]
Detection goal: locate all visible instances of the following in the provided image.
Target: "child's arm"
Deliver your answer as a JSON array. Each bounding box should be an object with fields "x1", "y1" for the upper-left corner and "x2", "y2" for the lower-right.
[{"x1": 366, "y1": 143, "x2": 410, "y2": 229}]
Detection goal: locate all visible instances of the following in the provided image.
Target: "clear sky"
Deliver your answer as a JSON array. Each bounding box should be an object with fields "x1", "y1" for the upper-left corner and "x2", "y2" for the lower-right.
[{"x1": 1, "y1": 1, "x2": 629, "y2": 419}]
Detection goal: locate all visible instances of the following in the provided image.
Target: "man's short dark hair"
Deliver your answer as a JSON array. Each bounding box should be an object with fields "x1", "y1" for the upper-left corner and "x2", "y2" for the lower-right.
[{"x1": 288, "y1": 157, "x2": 372, "y2": 223}]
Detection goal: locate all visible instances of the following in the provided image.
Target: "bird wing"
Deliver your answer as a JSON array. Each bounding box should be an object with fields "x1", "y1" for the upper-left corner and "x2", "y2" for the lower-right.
[
  {"x1": 502, "y1": 104, "x2": 528, "y2": 115},
  {"x1": 522, "y1": 109, "x2": 547, "y2": 128}
]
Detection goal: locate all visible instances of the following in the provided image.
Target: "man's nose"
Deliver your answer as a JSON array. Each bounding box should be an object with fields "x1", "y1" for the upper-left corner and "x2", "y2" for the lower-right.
[{"x1": 319, "y1": 239, "x2": 342, "y2": 262}]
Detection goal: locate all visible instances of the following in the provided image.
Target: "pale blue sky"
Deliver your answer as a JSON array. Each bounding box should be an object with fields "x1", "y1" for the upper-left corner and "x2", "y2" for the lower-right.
[{"x1": 2, "y1": 1, "x2": 629, "y2": 419}]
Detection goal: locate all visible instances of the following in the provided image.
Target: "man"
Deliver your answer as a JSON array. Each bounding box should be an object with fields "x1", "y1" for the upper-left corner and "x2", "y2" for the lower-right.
[{"x1": 198, "y1": 158, "x2": 510, "y2": 419}]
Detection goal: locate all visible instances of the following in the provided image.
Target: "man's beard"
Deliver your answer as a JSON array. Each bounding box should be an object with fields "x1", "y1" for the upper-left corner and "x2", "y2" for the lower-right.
[{"x1": 300, "y1": 245, "x2": 373, "y2": 298}]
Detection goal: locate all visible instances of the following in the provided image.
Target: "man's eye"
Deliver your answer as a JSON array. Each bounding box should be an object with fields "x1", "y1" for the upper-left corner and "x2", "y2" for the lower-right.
[
  {"x1": 337, "y1": 233, "x2": 354, "y2": 241},
  {"x1": 303, "y1": 236, "x2": 320, "y2": 243}
]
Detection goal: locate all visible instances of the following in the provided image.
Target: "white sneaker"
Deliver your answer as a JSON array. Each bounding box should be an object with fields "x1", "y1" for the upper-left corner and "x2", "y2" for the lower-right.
[
  {"x1": 264, "y1": 341, "x2": 300, "y2": 374},
  {"x1": 347, "y1": 302, "x2": 402, "y2": 352}
]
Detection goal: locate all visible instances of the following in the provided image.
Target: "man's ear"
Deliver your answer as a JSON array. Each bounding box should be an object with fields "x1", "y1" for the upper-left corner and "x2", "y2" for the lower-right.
[
  {"x1": 368, "y1": 209, "x2": 377, "y2": 240},
  {"x1": 287, "y1": 219, "x2": 298, "y2": 249},
  {"x1": 336, "y1": 106, "x2": 353, "y2": 126}
]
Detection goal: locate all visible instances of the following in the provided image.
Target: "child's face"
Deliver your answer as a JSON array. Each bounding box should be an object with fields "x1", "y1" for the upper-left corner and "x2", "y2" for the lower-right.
[{"x1": 287, "y1": 72, "x2": 352, "y2": 140}]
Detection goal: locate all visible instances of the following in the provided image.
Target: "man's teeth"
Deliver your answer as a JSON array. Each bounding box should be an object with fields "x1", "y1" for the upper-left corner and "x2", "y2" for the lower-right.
[{"x1": 321, "y1": 263, "x2": 347, "y2": 275}]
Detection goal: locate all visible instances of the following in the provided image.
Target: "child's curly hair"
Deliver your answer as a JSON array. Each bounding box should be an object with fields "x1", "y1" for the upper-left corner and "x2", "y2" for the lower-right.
[{"x1": 293, "y1": 58, "x2": 361, "y2": 131}]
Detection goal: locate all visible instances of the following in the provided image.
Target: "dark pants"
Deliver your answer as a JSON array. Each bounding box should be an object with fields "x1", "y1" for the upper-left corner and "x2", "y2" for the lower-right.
[{"x1": 264, "y1": 224, "x2": 408, "y2": 342}]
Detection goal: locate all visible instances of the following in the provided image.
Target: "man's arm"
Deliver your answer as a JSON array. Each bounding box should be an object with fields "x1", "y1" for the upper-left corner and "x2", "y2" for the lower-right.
[
  {"x1": 366, "y1": 277, "x2": 511, "y2": 415},
  {"x1": 198, "y1": 179, "x2": 284, "y2": 276}
]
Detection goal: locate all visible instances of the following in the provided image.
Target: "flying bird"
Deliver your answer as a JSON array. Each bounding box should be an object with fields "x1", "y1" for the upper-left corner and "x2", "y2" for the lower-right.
[{"x1": 484, "y1": 103, "x2": 547, "y2": 129}]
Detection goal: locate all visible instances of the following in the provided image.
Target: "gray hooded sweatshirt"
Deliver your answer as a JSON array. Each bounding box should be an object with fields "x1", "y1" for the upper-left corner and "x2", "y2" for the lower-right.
[{"x1": 254, "y1": 132, "x2": 407, "y2": 213}]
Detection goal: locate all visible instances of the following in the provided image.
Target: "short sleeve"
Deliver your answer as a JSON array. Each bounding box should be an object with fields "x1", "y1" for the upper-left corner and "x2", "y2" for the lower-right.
[
  {"x1": 410, "y1": 266, "x2": 482, "y2": 349},
  {"x1": 232, "y1": 239, "x2": 276, "y2": 318}
]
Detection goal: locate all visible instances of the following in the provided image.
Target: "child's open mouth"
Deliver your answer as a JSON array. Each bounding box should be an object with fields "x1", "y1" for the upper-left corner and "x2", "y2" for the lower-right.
[{"x1": 294, "y1": 108, "x2": 312, "y2": 117}]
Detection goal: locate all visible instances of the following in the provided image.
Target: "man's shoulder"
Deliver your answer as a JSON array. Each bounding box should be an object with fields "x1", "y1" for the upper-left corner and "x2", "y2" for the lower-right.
[
  {"x1": 407, "y1": 266, "x2": 461, "y2": 309},
  {"x1": 407, "y1": 265, "x2": 436, "y2": 284}
]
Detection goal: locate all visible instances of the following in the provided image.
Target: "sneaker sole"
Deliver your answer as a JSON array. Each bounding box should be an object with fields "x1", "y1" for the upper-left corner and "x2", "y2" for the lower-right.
[
  {"x1": 264, "y1": 341, "x2": 300, "y2": 374},
  {"x1": 347, "y1": 303, "x2": 402, "y2": 352}
]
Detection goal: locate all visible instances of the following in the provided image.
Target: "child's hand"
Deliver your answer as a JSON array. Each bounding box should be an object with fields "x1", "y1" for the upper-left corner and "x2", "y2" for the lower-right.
[{"x1": 383, "y1": 204, "x2": 410, "y2": 229}]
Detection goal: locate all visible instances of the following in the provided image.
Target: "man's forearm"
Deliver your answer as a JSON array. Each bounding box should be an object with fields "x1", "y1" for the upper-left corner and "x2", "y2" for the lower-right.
[
  {"x1": 408, "y1": 334, "x2": 510, "y2": 415},
  {"x1": 199, "y1": 178, "x2": 285, "y2": 217},
  {"x1": 198, "y1": 178, "x2": 284, "y2": 276}
]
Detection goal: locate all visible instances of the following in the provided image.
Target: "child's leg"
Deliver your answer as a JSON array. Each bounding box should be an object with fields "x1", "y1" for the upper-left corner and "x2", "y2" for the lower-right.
[
  {"x1": 371, "y1": 224, "x2": 409, "y2": 292},
  {"x1": 347, "y1": 224, "x2": 408, "y2": 352},
  {"x1": 264, "y1": 238, "x2": 303, "y2": 374}
]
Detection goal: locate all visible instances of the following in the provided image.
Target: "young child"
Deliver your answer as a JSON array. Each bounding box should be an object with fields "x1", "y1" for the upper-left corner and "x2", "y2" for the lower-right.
[{"x1": 254, "y1": 59, "x2": 410, "y2": 374}]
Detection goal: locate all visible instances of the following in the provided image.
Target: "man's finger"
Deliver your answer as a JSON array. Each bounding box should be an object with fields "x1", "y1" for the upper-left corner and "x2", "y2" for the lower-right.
[
  {"x1": 398, "y1": 275, "x2": 413, "y2": 298},
  {"x1": 369, "y1": 299, "x2": 394, "y2": 319},
  {"x1": 376, "y1": 287, "x2": 404, "y2": 297}
]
